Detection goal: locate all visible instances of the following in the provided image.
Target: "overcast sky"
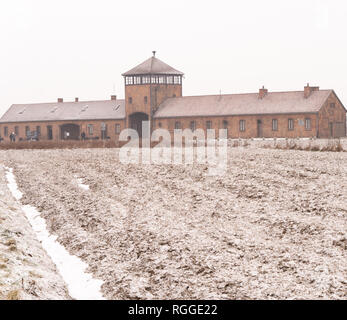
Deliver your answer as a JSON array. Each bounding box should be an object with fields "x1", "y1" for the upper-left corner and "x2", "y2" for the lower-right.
[{"x1": 1, "y1": 0, "x2": 346, "y2": 116}]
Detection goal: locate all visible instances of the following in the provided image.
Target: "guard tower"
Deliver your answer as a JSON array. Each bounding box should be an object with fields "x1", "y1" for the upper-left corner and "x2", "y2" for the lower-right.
[{"x1": 122, "y1": 52, "x2": 184, "y2": 136}]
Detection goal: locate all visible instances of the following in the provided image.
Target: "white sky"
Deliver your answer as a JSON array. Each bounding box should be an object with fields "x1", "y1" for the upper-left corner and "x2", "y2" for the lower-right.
[{"x1": 1, "y1": 0, "x2": 346, "y2": 117}]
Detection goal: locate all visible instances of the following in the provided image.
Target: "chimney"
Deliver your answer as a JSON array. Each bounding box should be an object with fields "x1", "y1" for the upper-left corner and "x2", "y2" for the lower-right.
[
  {"x1": 75, "y1": 97, "x2": 79, "y2": 102},
  {"x1": 259, "y1": 86, "x2": 268, "y2": 99},
  {"x1": 304, "y1": 83, "x2": 319, "y2": 99},
  {"x1": 152, "y1": 50, "x2": 156, "y2": 57},
  {"x1": 57, "y1": 98, "x2": 63, "y2": 103},
  {"x1": 111, "y1": 95, "x2": 117, "y2": 101}
]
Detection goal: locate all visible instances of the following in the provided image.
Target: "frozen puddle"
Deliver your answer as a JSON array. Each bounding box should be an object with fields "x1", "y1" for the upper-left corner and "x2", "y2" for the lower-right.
[{"x1": 5, "y1": 167, "x2": 104, "y2": 300}]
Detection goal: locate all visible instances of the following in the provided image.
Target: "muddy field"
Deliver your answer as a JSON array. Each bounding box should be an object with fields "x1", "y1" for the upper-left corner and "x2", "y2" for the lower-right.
[{"x1": 0, "y1": 147, "x2": 346, "y2": 299}]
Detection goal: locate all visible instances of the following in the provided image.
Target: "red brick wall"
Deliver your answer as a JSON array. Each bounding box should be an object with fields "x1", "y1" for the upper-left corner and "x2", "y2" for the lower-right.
[
  {"x1": 153, "y1": 113, "x2": 319, "y2": 139},
  {"x1": 317, "y1": 92, "x2": 346, "y2": 138},
  {"x1": 125, "y1": 83, "x2": 182, "y2": 128},
  {"x1": 0, "y1": 119, "x2": 126, "y2": 142}
]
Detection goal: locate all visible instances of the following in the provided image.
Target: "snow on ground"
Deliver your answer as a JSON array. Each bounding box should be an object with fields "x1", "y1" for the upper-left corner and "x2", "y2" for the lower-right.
[
  {"x1": 0, "y1": 166, "x2": 70, "y2": 300},
  {"x1": 0, "y1": 146, "x2": 346, "y2": 300},
  {"x1": 4, "y1": 168, "x2": 104, "y2": 300}
]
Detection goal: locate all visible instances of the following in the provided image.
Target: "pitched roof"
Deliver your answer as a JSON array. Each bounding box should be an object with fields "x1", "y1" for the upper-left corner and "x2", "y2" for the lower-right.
[
  {"x1": 154, "y1": 90, "x2": 333, "y2": 118},
  {"x1": 0, "y1": 99, "x2": 125, "y2": 123},
  {"x1": 122, "y1": 56, "x2": 184, "y2": 76}
]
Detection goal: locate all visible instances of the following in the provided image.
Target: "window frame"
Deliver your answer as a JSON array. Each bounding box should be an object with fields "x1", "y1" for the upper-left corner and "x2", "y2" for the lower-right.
[
  {"x1": 87, "y1": 124, "x2": 93, "y2": 135},
  {"x1": 272, "y1": 119, "x2": 278, "y2": 131},
  {"x1": 239, "y1": 120, "x2": 246, "y2": 132},
  {"x1": 174, "y1": 121, "x2": 181, "y2": 130},
  {"x1": 288, "y1": 118, "x2": 294, "y2": 131},
  {"x1": 190, "y1": 121, "x2": 196, "y2": 132},
  {"x1": 305, "y1": 118, "x2": 311, "y2": 130}
]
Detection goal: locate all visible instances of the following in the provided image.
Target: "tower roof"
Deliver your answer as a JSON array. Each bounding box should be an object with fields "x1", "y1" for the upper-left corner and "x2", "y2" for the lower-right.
[{"x1": 122, "y1": 54, "x2": 184, "y2": 76}]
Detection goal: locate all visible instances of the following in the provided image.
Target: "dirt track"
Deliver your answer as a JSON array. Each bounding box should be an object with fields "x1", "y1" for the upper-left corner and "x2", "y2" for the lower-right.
[{"x1": 0, "y1": 148, "x2": 346, "y2": 299}]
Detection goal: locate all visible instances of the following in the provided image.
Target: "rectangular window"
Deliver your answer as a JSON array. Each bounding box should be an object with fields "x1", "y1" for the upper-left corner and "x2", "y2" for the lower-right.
[
  {"x1": 47, "y1": 126, "x2": 53, "y2": 140},
  {"x1": 223, "y1": 120, "x2": 228, "y2": 137},
  {"x1": 115, "y1": 124, "x2": 120, "y2": 134},
  {"x1": 330, "y1": 103, "x2": 336, "y2": 108},
  {"x1": 4, "y1": 127, "x2": 8, "y2": 137},
  {"x1": 14, "y1": 126, "x2": 19, "y2": 135},
  {"x1": 151, "y1": 76, "x2": 158, "y2": 84},
  {"x1": 190, "y1": 121, "x2": 196, "y2": 132},
  {"x1": 25, "y1": 126, "x2": 30, "y2": 136},
  {"x1": 128, "y1": 97, "x2": 132, "y2": 104},
  {"x1": 144, "y1": 96, "x2": 148, "y2": 104},
  {"x1": 125, "y1": 77, "x2": 134, "y2": 84},
  {"x1": 87, "y1": 124, "x2": 93, "y2": 135},
  {"x1": 173, "y1": 76, "x2": 181, "y2": 84},
  {"x1": 125, "y1": 77, "x2": 133, "y2": 85},
  {"x1": 305, "y1": 118, "x2": 311, "y2": 130},
  {"x1": 142, "y1": 76, "x2": 150, "y2": 84},
  {"x1": 175, "y1": 121, "x2": 181, "y2": 130},
  {"x1": 167, "y1": 76, "x2": 173, "y2": 84},
  {"x1": 36, "y1": 126, "x2": 41, "y2": 136},
  {"x1": 272, "y1": 119, "x2": 278, "y2": 131},
  {"x1": 134, "y1": 76, "x2": 141, "y2": 85},
  {"x1": 158, "y1": 76, "x2": 165, "y2": 84},
  {"x1": 239, "y1": 120, "x2": 246, "y2": 132},
  {"x1": 288, "y1": 119, "x2": 294, "y2": 131},
  {"x1": 206, "y1": 121, "x2": 212, "y2": 130}
]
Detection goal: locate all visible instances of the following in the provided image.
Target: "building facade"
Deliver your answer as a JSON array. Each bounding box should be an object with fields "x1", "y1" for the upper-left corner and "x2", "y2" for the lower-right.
[{"x1": 0, "y1": 53, "x2": 346, "y2": 142}]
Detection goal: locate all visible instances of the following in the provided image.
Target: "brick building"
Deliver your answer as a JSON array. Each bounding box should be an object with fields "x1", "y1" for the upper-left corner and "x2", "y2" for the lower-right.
[{"x1": 0, "y1": 53, "x2": 346, "y2": 142}]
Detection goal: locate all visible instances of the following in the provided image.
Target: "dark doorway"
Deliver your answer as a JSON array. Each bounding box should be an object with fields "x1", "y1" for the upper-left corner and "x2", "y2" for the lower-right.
[
  {"x1": 60, "y1": 124, "x2": 80, "y2": 140},
  {"x1": 47, "y1": 126, "x2": 53, "y2": 140},
  {"x1": 129, "y1": 112, "x2": 149, "y2": 138},
  {"x1": 257, "y1": 119, "x2": 262, "y2": 137},
  {"x1": 329, "y1": 122, "x2": 333, "y2": 138}
]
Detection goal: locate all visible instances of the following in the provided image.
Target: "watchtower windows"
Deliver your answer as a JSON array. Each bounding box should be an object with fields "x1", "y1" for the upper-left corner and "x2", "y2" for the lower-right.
[
  {"x1": 125, "y1": 76, "x2": 133, "y2": 85},
  {"x1": 167, "y1": 76, "x2": 173, "y2": 84},
  {"x1": 159, "y1": 76, "x2": 166, "y2": 84},
  {"x1": 174, "y1": 76, "x2": 181, "y2": 84},
  {"x1": 134, "y1": 76, "x2": 141, "y2": 85},
  {"x1": 151, "y1": 76, "x2": 159, "y2": 84},
  {"x1": 142, "y1": 76, "x2": 150, "y2": 84}
]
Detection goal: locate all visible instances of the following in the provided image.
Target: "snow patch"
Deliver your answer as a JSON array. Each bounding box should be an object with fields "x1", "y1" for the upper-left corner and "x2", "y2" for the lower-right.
[
  {"x1": 77, "y1": 178, "x2": 90, "y2": 191},
  {"x1": 5, "y1": 167, "x2": 104, "y2": 300}
]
